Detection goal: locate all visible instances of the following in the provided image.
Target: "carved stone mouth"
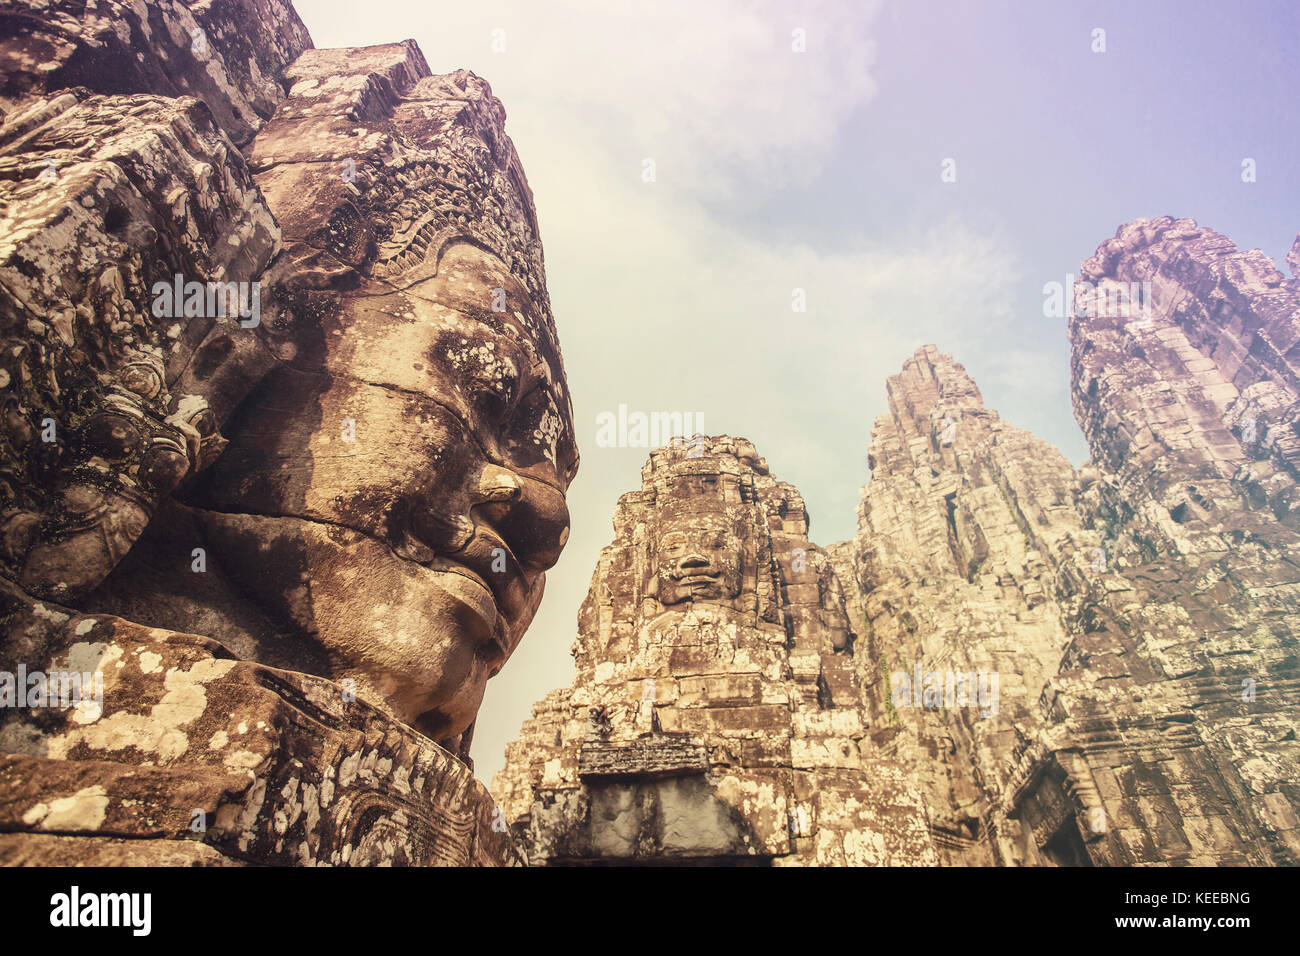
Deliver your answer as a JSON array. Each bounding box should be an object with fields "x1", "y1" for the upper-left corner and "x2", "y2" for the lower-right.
[
  {"x1": 675, "y1": 571, "x2": 720, "y2": 585},
  {"x1": 434, "y1": 559, "x2": 491, "y2": 600},
  {"x1": 399, "y1": 508, "x2": 528, "y2": 657},
  {"x1": 359, "y1": 519, "x2": 518, "y2": 658},
  {"x1": 425, "y1": 557, "x2": 511, "y2": 657}
]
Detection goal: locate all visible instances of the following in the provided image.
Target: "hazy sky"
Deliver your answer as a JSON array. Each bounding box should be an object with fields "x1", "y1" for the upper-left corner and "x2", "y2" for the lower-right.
[{"x1": 292, "y1": 0, "x2": 1300, "y2": 784}]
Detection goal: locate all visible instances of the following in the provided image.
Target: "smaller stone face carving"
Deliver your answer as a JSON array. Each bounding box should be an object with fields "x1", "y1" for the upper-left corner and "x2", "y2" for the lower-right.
[
  {"x1": 493, "y1": 437, "x2": 942, "y2": 867},
  {"x1": 652, "y1": 513, "x2": 743, "y2": 606}
]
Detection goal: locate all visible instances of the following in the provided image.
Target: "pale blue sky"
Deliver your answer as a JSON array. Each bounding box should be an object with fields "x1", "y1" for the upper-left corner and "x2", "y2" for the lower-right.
[{"x1": 293, "y1": 0, "x2": 1299, "y2": 783}]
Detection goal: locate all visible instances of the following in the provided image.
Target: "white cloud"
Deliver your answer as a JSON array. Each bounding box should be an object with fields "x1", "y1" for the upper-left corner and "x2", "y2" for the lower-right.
[
  {"x1": 293, "y1": 0, "x2": 1026, "y2": 785},
  {"x1": 299, "y1": 0, "x2": 879, "y2": 197}
]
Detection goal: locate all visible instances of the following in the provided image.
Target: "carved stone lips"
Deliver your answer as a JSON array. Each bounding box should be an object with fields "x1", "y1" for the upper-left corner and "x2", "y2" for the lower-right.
[
  {"x1": 425, "y1": 559, "x2": 510, "y2": 656},
  {"x1": 676, "y1": 571, "x2": 721, "y2": 586},
  {"x1": 430, "y1": 541, "x2": 525, "y2": 658},
  {"x1": 403, "y1": 498, "x2": 533, "y2": 658}
]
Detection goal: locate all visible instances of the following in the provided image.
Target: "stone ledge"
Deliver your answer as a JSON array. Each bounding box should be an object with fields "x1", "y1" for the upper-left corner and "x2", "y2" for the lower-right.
[{"x1": 578, "y1": 735, "x2": 708, "y2": 780}]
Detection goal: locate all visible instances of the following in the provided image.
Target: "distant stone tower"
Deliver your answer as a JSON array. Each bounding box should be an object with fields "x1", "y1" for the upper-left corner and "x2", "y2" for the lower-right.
[
  {"x1": 492, "y1": 436, "x2": 938, "y2": 865},
  {"x1": 829, "y1": 345, "x2": 1100, "y2": 866},
  {"x1": 830, "y1": 218, "x2": 1300, "y2": 867}
]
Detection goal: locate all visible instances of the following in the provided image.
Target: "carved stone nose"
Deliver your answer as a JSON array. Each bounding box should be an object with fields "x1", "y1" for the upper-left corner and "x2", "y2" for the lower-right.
[
  {"x1": 680, "y1": 553, "x2": 710, "y2": 571},
  {"x1": 475, "y1": 464, "x2": 522, "y2": 504},
  {"x1": 468, "y1": 463, "x2": 571, "y2": 575}
]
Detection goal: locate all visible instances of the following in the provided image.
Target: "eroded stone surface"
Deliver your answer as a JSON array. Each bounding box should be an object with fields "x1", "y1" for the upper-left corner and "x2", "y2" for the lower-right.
[
  {"x1": 0, "y1": 0, "x2": 312, "y2": 145},
  {"x1": 1023, "y1": 217, "x2": 1300, "y2": 865},
  {"x1": 0, "y1": 89, "x2": 280, "y2": 602},
  {"x1": 0, "y1": 578, "x2": 519, "y2": 865}
]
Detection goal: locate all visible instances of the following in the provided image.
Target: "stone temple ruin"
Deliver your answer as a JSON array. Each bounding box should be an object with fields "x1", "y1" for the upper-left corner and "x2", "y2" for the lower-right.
[
  {"x1": 493, "y1": 437, "x2": 937, "y2": 865},
  {"x1": 497, "y1": 218, "x2": 1300, "y2": 867},
  {"x1": 0, "y1": 2, "x2": 1298, "y2": 867}
]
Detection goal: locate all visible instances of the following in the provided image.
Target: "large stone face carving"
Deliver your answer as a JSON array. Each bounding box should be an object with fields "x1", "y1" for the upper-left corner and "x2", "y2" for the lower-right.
[
  {"x1": 90, "y1": 46, "x2": 578, "y2": 743},
  {"x1": 0, "y1": 4, "x2": 572, "y2": 865}
]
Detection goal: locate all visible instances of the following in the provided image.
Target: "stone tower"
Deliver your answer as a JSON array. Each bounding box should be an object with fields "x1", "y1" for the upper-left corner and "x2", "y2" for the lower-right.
[
  {"x1": 499, "y1": 217, "x2": 1300, "y2": 867},
  {"x1": 492, "y1": 436, "x2": 938, "y2": 865},
  {"x1": 830, "y1": 219, "x2": 1300, "y2": 866}
]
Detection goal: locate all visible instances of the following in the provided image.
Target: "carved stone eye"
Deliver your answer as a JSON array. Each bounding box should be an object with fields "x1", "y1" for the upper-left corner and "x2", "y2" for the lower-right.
[
  {"x1": 192, "y1": 336, "x2": 233, "y2": 381},
  {"x1": 184, "y1": 404, "x2": 219, "y2": 438}
]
